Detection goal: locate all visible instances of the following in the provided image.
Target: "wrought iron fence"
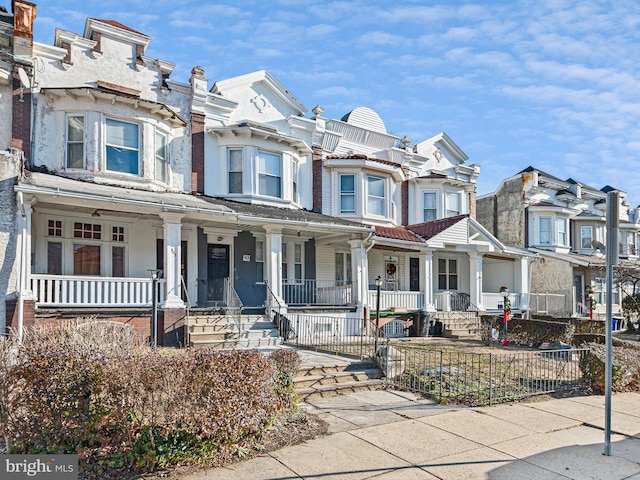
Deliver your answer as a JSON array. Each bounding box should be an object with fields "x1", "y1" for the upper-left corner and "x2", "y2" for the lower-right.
[{"x1": 385, "y1": 344, "x2": 588, "y2": 406}]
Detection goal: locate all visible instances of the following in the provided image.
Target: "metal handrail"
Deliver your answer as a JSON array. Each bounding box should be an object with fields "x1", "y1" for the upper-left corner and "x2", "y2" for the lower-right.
[
  {"x1": 223, "y1": 277, "x2": 243, "y2": 333},
  {"x1": 263, "y1": 281, "x2": 289, "y2": 338}
]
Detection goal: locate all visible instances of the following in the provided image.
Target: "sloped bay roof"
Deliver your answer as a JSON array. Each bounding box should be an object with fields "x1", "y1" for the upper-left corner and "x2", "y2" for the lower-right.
[
  {"x1": 407, "y1": 215, "x2": 469, "y2": 240},
  {"x1": 374, "y1": 225, "x2": 423, "y2": 243}
]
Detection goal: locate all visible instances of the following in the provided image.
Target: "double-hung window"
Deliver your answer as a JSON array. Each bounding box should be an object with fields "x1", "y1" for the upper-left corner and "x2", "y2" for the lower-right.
[
  {"x1": 446, "y1": 192, "x2": 460, "y2": 217},
  {"x1": 557, "y1": 218, "x2": 567, "y2": 246},
  {"x1": 258, "y1": 150, "x2": 281, "y2": 197},
  {"x1": 106, "y1": 118, "x2": 139, "y2": 175},
  {"x1": 367, "y1": 176, "x2": 385, "y2": 216},
  {"x1": 73, "y1": 222, "x2": 102, "y2": 275},
  {"x1": 340, "y1": 174, "x2": 355, "y2": 213},
  {"x1": 66, "y1": 115, "x2": 84, "y2": 169},
  {"x1": 292, "y1": 161, "x2": 299, "y2": 203},
  {"x1": 228, "y1": 148, "x2": 243, "y2": 194},
  {"x1": 335, "y1": 252, "x2": 352, "y2": 286},
  {"x1": 423, "y1": 192, "x2": 437, "y2": 221},
  {"x1": 47, "y1": 219, "x2": 63, "y2": 275},
  {"x1": 438, "y1": 258, "x2": 458, "y2": 290},
  {"x1": 580, "y1": 226, "x2": 593, "y2": 249},
  {"x1": 539, "y1": 217, "x2": 551, "y2": 245},
  {"x1": 155, "y1": 131, "x2": 167, "y2": 183}
]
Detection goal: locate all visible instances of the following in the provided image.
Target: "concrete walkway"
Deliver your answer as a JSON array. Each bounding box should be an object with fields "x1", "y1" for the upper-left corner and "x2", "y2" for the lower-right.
[{"x1": 181, "y1": 352, "x2": 640, "y2": 479}]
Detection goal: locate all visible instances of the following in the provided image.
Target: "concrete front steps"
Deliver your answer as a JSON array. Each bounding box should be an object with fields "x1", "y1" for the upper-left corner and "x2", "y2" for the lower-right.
[
  {"x1": 187, "y1": 314, "x2": 282, "y2": 349},
  {"x1": 437, "y1": 313, "x2": 481, "y2": 339},
  {"x1": 295, "y1": 359, "x2": 385, "y2": 401}
]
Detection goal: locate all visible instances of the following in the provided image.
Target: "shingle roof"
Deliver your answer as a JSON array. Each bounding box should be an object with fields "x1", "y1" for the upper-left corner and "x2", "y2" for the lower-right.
[
  {"x1": 374, "y1": 225, "x2": 423, "y2": 243},
  {"x1": 326, "y1": 153, "x2": 402, "y2": 168},
  {"x1": 407, "y1": 215, "x2": 468, "y2": 240}
]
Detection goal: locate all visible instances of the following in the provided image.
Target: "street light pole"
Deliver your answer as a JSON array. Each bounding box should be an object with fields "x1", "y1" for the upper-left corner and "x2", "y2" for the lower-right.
[{"x1": 374, "y1": 275, "x2": 383, "y2": 353}]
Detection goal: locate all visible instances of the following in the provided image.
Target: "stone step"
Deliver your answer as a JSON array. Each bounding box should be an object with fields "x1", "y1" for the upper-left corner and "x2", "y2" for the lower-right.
[
  {"x1": 294, "y1": 368, "x2": 383, "y2": 389},
  {"x1": 189, "y1": 324, "x2": 229, "y2": 333},
  {"x1": 296, "y1": 379, "x2": 385, "y2": 401},
  {"x1": 187, "y1": 314, "x2": 267, "y2": 325},
  {"x1": 296, "y1": 360, "x2": 378, "y2": 377},
  {"x1": 189, "y1": 337, "x2": 283, "y2": 349},
  {"x1": 188, "y1": 331, "x2": 235, "y2": 342}
]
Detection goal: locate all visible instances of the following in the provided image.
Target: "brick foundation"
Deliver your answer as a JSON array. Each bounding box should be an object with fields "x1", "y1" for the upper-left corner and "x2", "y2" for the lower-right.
[
  {"x1": 5, "y1": 298, "x2": 36, "y2": 334},
  {"x1": 161, "y1": 307, "x2": 186, "y2": 347}
]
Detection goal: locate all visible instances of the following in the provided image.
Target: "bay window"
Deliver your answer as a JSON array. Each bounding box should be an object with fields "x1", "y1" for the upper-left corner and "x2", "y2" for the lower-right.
[
  {"x1": 539, "y1": 217, "x2": 551, "y2": 245},
  {"x1": 580, "y1": 226, "x2": 593, "y2": 249},
  {"x1": 66, "y1": 115, "x2": 85, "y2": 169},
  {"x1": 340, "y1": 174, "x2": 355, "y2": 213},
  {"x1": 423, "y1": 192, "x2": 437, "y2": 221},
  {"x1": 155, "y1": 131, "x2": 167, "y2": 183},
  {"x1": 446, "y1": 192, "x2": 461, "y2": 217},
  {"x1": 228, "y1": 148, "x2": 243, "y2": 194}
]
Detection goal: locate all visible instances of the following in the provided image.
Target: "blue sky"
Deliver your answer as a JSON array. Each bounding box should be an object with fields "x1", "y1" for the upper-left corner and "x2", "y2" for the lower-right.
[{"x1": 28, "y1": 0, "x2": 640, "y2": 199}]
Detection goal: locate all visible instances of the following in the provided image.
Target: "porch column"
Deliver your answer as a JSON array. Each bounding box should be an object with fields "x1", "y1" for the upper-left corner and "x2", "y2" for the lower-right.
[
  {"x1": 348, "y1": 239, "x2": 368, "y2": 309},
  {"x1": 420, "y1": 250, "x2": 435, "y2": 312},
  {"x1": 517, "y1": 256, "x2": 530, "y2": 314},
  {"x1": 161, "y1": 213, "x2": 184, "y2": 308},
  {"x1": 264, "y1": 226, "x2": 283, "y2": 298},
  {"x1": 20, "y1": 198, "x2": 34, "y2": 298},
  {"x1": 468, "y1": 252, "x2": 484, "y2": 310}
]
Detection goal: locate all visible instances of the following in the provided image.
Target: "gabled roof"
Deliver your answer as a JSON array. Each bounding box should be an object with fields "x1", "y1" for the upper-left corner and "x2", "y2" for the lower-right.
[
  {"x1": 407, "y1": 215, "x2": 468, "y2": 240},
  {"x1": 374, "y1": 225, "x2": 423, "y2": 243},
  {"x1": 88, "y1": 19, "x2": 148, "y2": 37}
]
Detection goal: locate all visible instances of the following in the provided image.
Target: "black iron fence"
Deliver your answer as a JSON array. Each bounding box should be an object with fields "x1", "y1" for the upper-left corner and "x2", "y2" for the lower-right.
[{"x1": 384, "y1": 344, "x2": 588, "y2": 406}]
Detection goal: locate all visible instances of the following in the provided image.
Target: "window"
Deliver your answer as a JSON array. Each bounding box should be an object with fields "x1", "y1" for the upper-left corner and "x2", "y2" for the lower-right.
[
  {"x1": 423, "y1": 192, "x2": 437, "y2": 222},
  {"x1": 47, "y1": 242, "x2": 62, "y2": 274},
  {"x1": 367, "y1": 176, "x2": 385, "y2": 216},
  {"x1": 446, "y1": 192, "x2": 460, "y2": 217},
  {"x1": 292, "y1": 161, "x2": 299, "y2": 203},
  {"x1": 258, "y1": 150, "x2": 281, "y2": 197},
  {"x1": 557, "y1": 218, "x2": 567, "y2": 246},
  {"x1": 155, "y1": 131, "x2": 167, "y2": 183},
  {"x1": 539, "y1": 217, "x2": 551, "y2": 244},
  {"x1": 256, "y1": 239, "x2": 264, "y2": 281},
  {"x1": 74, "y1": 222, "x2": 101, "y2": 240},
  {"x1": 581, "y1": 226, "x2": 593, "y2": 249},
  {"x1": 74, "y1": 244, "x2": 100, "y2": 275},
  {"x1": 47, "y1": 219, "x2": 62, "y2": 237},
  {"x1": 106, "y1": 118, "x2": 139, "y2": 175},
  {"x1": 112, "y1": 226, "x2": 125, "y2": 242},
  {"x1": 112, "y1": 246, "x2": 125, "y2": 277},
  {"x1": 340, "y1": 174, "x2": 355, "y2": 213},
  {"x1": 335, "y1": 252, "x2": 352, "y2": 286},
  {"x1": 66, "y1": 115, "x2": 84, "y2": 169},
  {"x1": 228, "y1": 148, "x2": 243, "y2": 194},
  {"x1": 294, "y1": 244, "x2": 302, "y2": 281},
  {"x1": 438, "y1": 258, "x2": 458, "y2": 290}
]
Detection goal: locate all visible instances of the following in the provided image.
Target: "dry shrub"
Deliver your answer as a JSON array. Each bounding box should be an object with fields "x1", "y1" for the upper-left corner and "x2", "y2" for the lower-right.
[
  {"x1": 481, "y1": 315, "x2": 574, "y2": 347},
  {"x1": 268, "y1": 349, "x2": 302, "y2": 410},
  {"x1": 1, "y1": 321, "x2": 299, "y2": 473},
  {"x1": 580, "y1": 338, "x2": 640, "y2": 393}
]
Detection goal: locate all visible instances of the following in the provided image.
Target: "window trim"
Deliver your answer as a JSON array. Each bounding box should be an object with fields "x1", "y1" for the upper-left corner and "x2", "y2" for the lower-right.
[
  {"x1": 105, "y1": 117, "x2": 141, "y2": 176},
  {"x1": 257, "y1": 150, "x2": 282, "y2": 198},
  {"x1": 66, "y1": 114, "x2": 85, "y2": 170},
  {"x1": 366, "y1": 175, "x2": 385, "y2": 216}
]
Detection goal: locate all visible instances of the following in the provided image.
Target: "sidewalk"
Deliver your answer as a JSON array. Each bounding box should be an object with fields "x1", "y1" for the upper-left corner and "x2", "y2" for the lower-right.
[{"x1": 180, "y1": 352, "x2": 640, "y2": 479}]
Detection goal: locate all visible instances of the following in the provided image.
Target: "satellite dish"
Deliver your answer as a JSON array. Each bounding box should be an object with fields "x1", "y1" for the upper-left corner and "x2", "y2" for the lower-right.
[
  {"x1": 592, "y1": 240, "x2": 606, "y2": 254},
  {"x1": 17, "y1": 67, "x2": 31, "y2": 89}
]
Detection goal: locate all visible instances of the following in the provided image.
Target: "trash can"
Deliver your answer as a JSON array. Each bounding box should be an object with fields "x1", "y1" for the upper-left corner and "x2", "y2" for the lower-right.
[
  {"x1": 612, "y1": 318, "x2": 619, "y2": 331},
  {"x1": 411, "y1": 310, "x2": 429, "y2": 337}
]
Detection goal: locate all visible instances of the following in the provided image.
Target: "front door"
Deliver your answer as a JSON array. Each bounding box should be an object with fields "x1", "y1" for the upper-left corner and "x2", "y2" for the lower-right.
[{"x1": 207, "y1": 244, "x2": 229, "y2": 303}]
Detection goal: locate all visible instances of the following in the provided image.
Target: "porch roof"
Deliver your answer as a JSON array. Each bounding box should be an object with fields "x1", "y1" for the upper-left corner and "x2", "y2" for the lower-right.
[
  {"x1": 530, "y1": 248, "x2": 602, "y2": 267},
  {"x1": 407, "y1": 214, "x2": 469, "y2": 240},
  {"x1": 15, "y1": 171, "x2": 372, "y2": 232},
  {"x1": 374, "y1": 225, "x2": 423, "y2": 243}
]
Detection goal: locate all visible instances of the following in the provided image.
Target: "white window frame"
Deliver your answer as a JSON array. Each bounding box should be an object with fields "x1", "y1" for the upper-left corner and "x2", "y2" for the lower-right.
[
  {"x1": 105, "y1": 117, "x2": 140, "y2": 175},
  {"x1": 255, "y1": 239, "x2": 264, "y2": 281},
  {"x1": 580, "y1": 226, "x2": 593, "y2": 249},
  {"x1": 228, "y1": 148, "x2": 243, "y2": 194},
  {"x1": 335, "y1": 251, "x2": 352, "y2": 286},
  {"x1": 282, "y1": 240, "x2": 304, "y2": 283},
  {"x1": 66, "y1": 114, "x2": 85, "y2": 169},
  {"x1": 423, "y1": 191, "x2": 437, "y2": 222},
  {"x1": 556, "y1": 217, "x2": 567, "y2": 246},
  {"x1": 446, "y1": 192, "x2": 461, "y2": 217},
  {"x1": 437, "y1": 257, "x2": 458, "y2": 290},
  {"x1": 367, "y1": 175, "x2": 385, "y2": 216},
  {"x1": 292, "y1": 160, "x2": 299, "y2": 204},
  {"x1": 257, "y1": 150, "x2": 282, "y2": 198},
  {"x1": 340, "y1": 174, "x2": 356, "y2": 214},
  {"x1": 154, "y1": 130, "x2": 168, "y2": 183},
  {"x1": 539, "y1": 217, "x2": 551, "y2": 245}
]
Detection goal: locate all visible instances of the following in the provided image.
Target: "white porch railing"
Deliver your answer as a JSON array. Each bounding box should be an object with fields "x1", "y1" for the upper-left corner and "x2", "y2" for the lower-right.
[
  {"x1": 367, "y1": 290, "x2": 424, "y2": 311},
  {"x1": 482, "y1": 292, "x2": 522, "y2": 311},
  {"x1": 283, "y1": 280, "x2": 354, "y2": 305},
  {"x1": 31, "y1": 274, "x2": 167, "y2": 307}
]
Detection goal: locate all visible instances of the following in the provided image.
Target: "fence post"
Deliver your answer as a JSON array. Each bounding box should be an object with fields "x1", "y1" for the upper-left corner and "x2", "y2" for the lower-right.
[
  {"x1": 488, "y1": 352, "x2": 493, "y2": 406},
  {"x1": 439, "y1": 350, "x2": 443, "y2": 401},
  {"x1": 296, "y1": 317, "x2": 300, "y2": 348}
]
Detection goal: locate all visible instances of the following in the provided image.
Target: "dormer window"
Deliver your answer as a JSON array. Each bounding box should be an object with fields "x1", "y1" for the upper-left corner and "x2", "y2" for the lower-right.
[
  {"x1": 367, "y1": 175, "x2": 385, "y2": 216},
  {"x1": 258, "y1": 150, "x2": 281, "y2": 198},
  {"x1": 106, "y1": 118, "x2": 139, "y2": 175},
  {"x1": 66, "y1": 115, "x2": 85, "y2": 169}
]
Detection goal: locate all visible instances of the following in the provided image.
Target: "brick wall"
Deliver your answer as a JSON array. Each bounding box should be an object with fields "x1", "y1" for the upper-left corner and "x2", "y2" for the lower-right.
[
  {"x1": 11, "y1": 72, "x2": 31, "y2": 164},
  {"x1": 5, "y1": 298, "x2": 35, "y2": 334},
  {"x1": 162, "y1": 307, "x2": 186, "y2": 347},
  {"x1": 401, "y1": 180, "x2": 409, "y2": 225}
]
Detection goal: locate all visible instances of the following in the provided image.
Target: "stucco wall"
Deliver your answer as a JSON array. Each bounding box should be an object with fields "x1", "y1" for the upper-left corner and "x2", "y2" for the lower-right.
[
  {"x1": 529, "y1": 256, "x2": 574, "y2": 299},
  {"x1": 0, "y1": 149, "x2": 20, "y2": 332},
  {"x1": 477, "y1": 177, "x2": 526, "y2": 248}
]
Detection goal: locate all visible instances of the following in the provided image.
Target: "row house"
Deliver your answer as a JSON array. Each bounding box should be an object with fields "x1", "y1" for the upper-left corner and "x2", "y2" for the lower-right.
[
  {"x1": 2, "y1": 3, "x2": 534, "y2": 343},
  {"x1": 477, "y1": 166, "x2": 638, "y2": 318}
]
